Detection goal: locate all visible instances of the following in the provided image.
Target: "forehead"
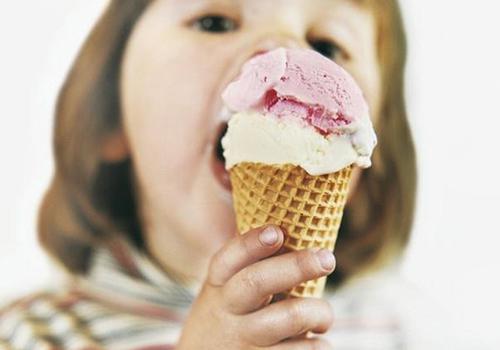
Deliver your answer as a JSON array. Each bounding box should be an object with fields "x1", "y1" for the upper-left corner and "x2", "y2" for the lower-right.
[
  {"x1": 168, "y1": 0, "x2": 376, "y2": 25},
  {"x1": 170, "y1": 0, "x2": 371, "y2": 11}
]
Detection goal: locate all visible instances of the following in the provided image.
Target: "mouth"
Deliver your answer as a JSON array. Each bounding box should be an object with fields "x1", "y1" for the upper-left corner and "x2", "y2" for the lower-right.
[
  {"x1": 211, "y1": 120, "x2": 232, "y2": 192},
  {"x1": 209, "y1": 49, "x2": 266, "y2": 194}
]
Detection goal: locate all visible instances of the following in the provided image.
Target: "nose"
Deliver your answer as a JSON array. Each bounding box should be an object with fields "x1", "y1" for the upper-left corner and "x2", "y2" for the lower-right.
[
  {"x1": 253, "y1": 34, "x2": 309, "y2": 56},
  {"x1": 248, "y1": 34, "x2": 310, "y2": 62},
  {"x1": 252, "y1": 3, "x2": 312, "y2": 52}
]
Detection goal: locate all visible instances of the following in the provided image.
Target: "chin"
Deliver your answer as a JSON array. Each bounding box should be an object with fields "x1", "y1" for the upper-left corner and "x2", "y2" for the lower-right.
[
  {"x1": 205, "y1": 187, "x2": 237, "y2": 245},
  {"x1": 194, "y1": 119, "x2": 238, "y2": 251}
]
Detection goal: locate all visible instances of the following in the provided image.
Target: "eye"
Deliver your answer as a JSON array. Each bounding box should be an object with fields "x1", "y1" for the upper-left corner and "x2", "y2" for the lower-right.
[
  {"x1": 309, "y1": 39, "x2": 342, "y2": 61},
  {"x1": 192, "y1": 15, "x2": 238, "y2": 33}
]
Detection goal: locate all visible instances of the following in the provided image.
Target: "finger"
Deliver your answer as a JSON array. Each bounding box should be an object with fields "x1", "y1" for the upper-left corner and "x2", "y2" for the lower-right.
[
  {"x1": 243, "y1": 298, "x2": 334, "y2": 346},
  {"x1": 224, "y1": 248, "x2": 335, "y2": 314},
  {"x1": 267, "y1": 337, "x2": 333, "y2": 350},
  {"x1": 207, "y1": 225, "x2": 284, "y2": 287}
]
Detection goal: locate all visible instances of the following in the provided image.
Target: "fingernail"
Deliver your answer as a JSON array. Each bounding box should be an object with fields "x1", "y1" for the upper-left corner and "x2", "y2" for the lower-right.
[
  {"x1": 260, "y1": 226, "x2": 280, "y2": 246},
  {"x1": 316, "y1": 249, "x2": 335, "y2": 271}
]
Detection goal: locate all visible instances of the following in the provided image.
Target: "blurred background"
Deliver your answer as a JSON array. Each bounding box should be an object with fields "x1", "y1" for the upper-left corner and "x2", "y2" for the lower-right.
[{"x1": 1, "y1": 1, "x2": 499, "y2": 348}]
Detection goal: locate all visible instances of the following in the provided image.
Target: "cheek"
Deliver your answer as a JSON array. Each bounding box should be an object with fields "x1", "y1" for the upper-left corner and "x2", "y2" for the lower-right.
[
  {"x1": 345, "y1": 59, "x2": 381, "y2": 124},
  {"x1": 120, "y1": 34, "x2": 223, "y2": 192},
  {"x1": 339, "y1": 13, "x2": 382, "y2": 123},
  {"x1": 360, "y1": 67, "x2": 381, "y2": 123},
  {"x1": 121, "y1": 85, "x2": 196, "y2": 199}
]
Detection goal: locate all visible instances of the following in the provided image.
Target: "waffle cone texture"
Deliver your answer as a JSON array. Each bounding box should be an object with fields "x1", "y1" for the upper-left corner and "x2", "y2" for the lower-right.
[{"x1": 229, "y1": 162, "x2": 352, "y2": 298}]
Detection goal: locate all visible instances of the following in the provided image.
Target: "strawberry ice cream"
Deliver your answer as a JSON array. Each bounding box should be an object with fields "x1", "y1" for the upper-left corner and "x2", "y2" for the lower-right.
[{"x1": 221, "y1": 48, "x2": 377, "y2": 175}]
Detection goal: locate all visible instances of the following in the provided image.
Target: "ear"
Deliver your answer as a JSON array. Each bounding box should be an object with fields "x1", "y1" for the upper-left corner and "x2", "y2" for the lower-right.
[{"x1": 100, "y1": 129, "x2": 130, "y2": 163}]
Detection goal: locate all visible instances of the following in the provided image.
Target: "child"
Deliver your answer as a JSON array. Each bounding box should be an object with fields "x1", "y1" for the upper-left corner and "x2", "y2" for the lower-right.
[{"x1": 0, "y1": 0, "x2": 416, "y2": 349}]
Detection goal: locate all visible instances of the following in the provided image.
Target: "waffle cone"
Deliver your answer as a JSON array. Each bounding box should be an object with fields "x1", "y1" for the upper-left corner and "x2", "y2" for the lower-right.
[{"x1": 229, "y1": 162, "x2": 352, "y2": 298}]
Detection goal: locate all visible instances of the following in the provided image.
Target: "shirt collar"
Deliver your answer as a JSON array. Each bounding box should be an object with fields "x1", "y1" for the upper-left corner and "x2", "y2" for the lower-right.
[{"x1": 73, "y1": 239, "x2": 197, "y2": 321}]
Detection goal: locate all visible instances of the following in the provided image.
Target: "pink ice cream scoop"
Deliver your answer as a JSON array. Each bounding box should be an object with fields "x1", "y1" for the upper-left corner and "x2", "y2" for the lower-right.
[
  {"x1": 222, "y1": 47, "x2": 370, "y2": 136},
  {"x1": 221, "y1": 48, "x2": 377, "y2": 174}
]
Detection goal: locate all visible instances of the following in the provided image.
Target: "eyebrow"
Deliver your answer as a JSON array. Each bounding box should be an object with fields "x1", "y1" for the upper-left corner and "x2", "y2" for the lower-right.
[
  {"x1": 348, "y1": 0, "x2": 369, "y2": 5},
  {"x1": 341, "y1": 0, "x2": 372, "y2": 9}
]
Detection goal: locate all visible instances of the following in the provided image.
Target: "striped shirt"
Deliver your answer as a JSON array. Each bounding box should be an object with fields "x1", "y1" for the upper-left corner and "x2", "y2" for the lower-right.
[{"x1": 0, "y1": 240, "x2": 443, "y2": 349}]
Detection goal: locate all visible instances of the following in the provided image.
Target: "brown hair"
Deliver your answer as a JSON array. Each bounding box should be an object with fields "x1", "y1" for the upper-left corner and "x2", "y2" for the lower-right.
[
  {"x1": 329, "y1": 0, "x2": 416, "y2": 284},
  {"x1": 39, "y1": 0, "x2": 416, "y2": 285}
]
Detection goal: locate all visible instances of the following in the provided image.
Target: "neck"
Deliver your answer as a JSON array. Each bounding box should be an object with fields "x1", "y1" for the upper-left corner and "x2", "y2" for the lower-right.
[{"x1": 145, "y1": 228, "x2": 209, "y2": 286}]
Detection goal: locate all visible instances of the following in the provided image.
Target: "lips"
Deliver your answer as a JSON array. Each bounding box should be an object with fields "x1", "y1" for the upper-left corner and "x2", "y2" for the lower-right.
[
  {"x1": 251, "y1": 49, "x2": 268, "y2": 58},
  {"x1": 208, "y1": 48, "x2": 273, "y2": 193}
]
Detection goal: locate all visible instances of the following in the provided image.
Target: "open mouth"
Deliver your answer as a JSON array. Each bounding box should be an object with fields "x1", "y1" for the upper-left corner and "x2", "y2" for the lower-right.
[
  {"x1": 211, "y1": 121, "x2": 232, "y2": 192},
  {"x1": 215, "y1": 122, "x2": 227, "y2": 164}
]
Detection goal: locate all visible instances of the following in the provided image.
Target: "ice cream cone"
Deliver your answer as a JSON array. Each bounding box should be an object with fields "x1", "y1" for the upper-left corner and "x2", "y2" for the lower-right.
[{"x1": 230, "y1": 162, "x2": 352, "y2": 298}]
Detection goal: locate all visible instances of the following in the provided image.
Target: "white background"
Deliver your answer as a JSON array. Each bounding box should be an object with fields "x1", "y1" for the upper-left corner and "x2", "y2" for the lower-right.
[{"x1": 1, "y1": 1, "x2": 499, "y2": 348}]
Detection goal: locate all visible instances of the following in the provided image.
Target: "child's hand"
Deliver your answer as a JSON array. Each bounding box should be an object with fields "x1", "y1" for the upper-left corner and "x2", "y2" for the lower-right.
[{"x1": 177, "y1": 225, "x2": 335, "y2": 349}]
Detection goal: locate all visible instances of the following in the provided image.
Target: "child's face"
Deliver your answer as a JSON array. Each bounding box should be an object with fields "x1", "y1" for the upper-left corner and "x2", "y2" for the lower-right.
[{"x1": 119, "y1": 0, "x2": 381, "y2": 279}]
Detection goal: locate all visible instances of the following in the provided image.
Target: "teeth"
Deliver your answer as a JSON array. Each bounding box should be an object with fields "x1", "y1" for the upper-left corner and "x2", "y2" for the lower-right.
[{"x1": 217, "y1": 106, "x2": 232, "y2": 122}]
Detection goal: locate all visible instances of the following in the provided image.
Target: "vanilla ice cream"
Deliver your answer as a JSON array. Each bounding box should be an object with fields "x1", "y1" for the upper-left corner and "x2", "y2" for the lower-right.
[{"x1": 221, "y1": 47, "x2": 377, "y2": 175}]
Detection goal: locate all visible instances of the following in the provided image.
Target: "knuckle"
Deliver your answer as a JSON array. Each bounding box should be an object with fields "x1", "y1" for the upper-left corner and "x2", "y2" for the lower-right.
[
  {"x1": 294, "y1": 250, "x2": 317, "y2": 279},
  {"x1": 312, "y1": 299, "x2": 334, "y2": 330},
  {"x1": 317, "y1": 298, "x2": 333, "y2": 313},
  {"x1": 208, "y1": 250, "x2": 222, "y2": 272},
  {"x1": 207, "y1": 250, "x2": 226, "y2": 285},
  {"x1": 240, "y1": 268, "x2": 265, "y2": 294},
  {"x1": 286, "y1": 300, "x2": 308, "y2": 334},
  {"x1": 240, "y1": 234, "x2": 257, "y2": 259}
]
